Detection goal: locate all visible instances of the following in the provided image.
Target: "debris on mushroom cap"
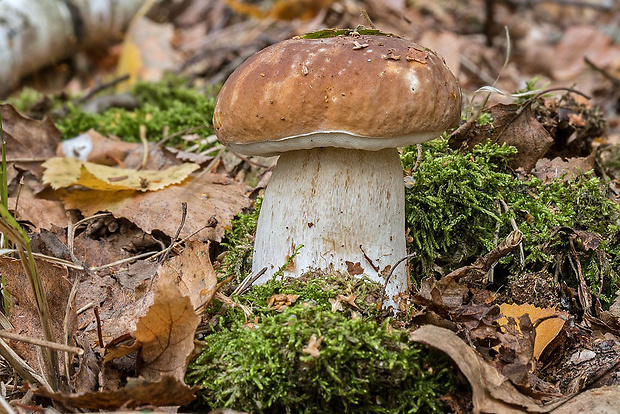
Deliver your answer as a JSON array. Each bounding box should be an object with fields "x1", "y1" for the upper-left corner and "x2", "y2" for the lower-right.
[{"x1": 213, "y1": 31, "x2": 462, "y2": 156}]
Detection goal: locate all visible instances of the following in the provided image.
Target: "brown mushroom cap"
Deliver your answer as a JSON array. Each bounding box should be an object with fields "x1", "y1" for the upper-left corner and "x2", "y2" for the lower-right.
[{"x1": 213, "y1": 32, "x2": 462, "y2": 156}]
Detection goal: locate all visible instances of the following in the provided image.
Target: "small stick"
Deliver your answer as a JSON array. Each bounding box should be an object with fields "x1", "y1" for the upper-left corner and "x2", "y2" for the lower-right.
[
  {"x1": 233, "y1": 267, "x2": 268, "y2": 296},
  {"x1": 584, "y1": 57, "x2": 620, "y2": 89},
  {"x1": 77, "y1": 302, "x2": 94, "y2": 315},
  {"x1": 94, "y1": 307, "x2": 104, "y2": 348},
  {"x1": 156, "y1": 125, "x2": 210, "y2": 147},
  {"x1": 0, "y1": 393, "x2": 16, "y2": 414},
  {"x1": 230, "y1": 150, "x2": 271, "y2": 169},
  {"x1": 381, "y1": 253, "x2": 417, "y2": 306},
  {"x1": 412, "y1": 144, "x2": 423, "y2": 173},
  {"x1": 158, "y1": 202, "x2": 188, "y2": 265},
  {"x1": 196, "y1": 274, "x2": 236, "y2": 312},
  {"x1": 147, "y1": 218, "x2": 218, "y2": 262},
  {"x1": 75, "y1": 74, "x2": 130, "y2": 105},
  {"x1": 0, "y1": 331, "x2": 83, "y2": 356}
]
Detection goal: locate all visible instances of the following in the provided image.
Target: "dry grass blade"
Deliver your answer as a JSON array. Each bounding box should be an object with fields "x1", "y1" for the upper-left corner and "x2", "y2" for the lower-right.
[{"x1": 0, "y1": 204, "x2": 59, "y2": 390}]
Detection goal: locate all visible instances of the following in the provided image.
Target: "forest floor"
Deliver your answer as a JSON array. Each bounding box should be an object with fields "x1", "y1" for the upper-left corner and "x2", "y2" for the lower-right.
[{"x1": 1, "y1": 0, "x2": 620, "y2": 413}]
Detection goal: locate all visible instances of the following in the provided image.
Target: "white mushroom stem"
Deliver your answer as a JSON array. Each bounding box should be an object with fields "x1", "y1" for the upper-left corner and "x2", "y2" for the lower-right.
[{"x1": 253, "y1": 146, "x2": 409, "y2": 307}]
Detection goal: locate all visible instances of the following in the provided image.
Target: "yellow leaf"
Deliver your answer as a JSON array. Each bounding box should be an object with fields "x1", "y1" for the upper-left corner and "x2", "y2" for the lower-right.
[
  {"x1": 498, "y1": 303, "x2": 566, "y2": 359},
  {"x1": 42, "y1": 157, "x2": 199, "y2": 191}
]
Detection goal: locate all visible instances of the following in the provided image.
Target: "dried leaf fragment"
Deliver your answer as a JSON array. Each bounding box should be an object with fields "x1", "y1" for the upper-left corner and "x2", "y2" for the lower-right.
[
  {"x1": 346, "y1": 260, "x2": 364, "y2": 276},
  {"x1": 406, "y1": 47, "x2": 429, "y2": 63},
  {"x1": 302, "y1": 334, "x2": 324, "y2": 358},
  {"x1": 34, "y1": 376, "x2": 199, "y2": 409},
  {"x1": 268, "y1": 293, "x2": 300, "y2": 310},
  {"x1": 498, "y1": 303, "x2": 566, "y2": 359}
]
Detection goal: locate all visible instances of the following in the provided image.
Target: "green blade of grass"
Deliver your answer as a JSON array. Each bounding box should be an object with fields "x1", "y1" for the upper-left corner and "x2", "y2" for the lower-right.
[{"x1": 0, "y1": 204, "x2": 59, "y2": 390}]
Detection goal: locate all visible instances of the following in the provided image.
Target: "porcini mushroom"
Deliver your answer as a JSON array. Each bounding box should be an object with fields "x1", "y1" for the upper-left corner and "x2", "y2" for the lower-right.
[{"x1": 214, "y1": 29, "x2": 461, "y2": 307}]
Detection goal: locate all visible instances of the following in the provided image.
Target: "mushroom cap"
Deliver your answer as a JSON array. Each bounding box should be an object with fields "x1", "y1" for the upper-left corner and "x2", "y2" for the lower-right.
[{"x1": 213, "y1": 30, "x2": 462, "y2": 156}]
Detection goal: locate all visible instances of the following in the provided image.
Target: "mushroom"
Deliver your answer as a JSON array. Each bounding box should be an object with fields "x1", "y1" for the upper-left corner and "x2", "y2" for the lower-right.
[{"x1": 214, "y1": 30, "x2": 461, "y2": 307}]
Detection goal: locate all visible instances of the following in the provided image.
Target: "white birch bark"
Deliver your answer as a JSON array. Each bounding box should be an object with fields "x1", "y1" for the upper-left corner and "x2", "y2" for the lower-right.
[{"x1": 0, "y1": 0, "x2": 145, "y2": 97}]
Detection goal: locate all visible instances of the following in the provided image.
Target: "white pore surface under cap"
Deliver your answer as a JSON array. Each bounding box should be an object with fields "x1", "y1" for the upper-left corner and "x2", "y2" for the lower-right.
[
  {"x1": 252, "y1": 146, "x2": 409, "y2": 309},
  {"x1": 228, "y1": 130, "x2": 444, "y2": 156}
]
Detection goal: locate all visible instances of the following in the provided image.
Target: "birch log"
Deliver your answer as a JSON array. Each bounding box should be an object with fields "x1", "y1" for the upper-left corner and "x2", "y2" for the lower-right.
[{"x1": 0, "y1": 0, "x2": 145, "y2": 97}]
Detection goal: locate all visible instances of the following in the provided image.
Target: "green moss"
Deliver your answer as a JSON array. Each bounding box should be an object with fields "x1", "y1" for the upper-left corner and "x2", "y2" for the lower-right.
[
  {"x1": 8, "y1": 87, "x2": 45, "y2": 113},
  {"x1": 401, "y1": 139, "x2": 620, "y2": 305},
  {"x1": 220, "y1": 198, "x2": 261, "y2": 280},
  {"x1": 237, "y1": 271, "x2": 382, "y2": 318},
  {"x1": 301, "y1": 27, "x2": 396, "y2": 39},
  {"x1": 54, "y1": 79, "x2": 216, "y2": 149},
  {"x1": 187, "y1": 295, "x2": 454, "y2": 413}
]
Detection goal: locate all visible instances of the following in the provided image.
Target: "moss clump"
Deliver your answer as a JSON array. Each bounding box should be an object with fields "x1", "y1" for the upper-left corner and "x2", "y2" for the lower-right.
[
  {"x1": 401, "y1": 139, "x2": 620, "y2": 305},
  {"x1": 219, "y1": 198, "x2": 261, "y2": 279},
  {"x1": 54, "y1": 79, "x2": 216, "y2": 148},
  {"x1": 187, "y1": 291, "x2": 454, "y2": 413}
]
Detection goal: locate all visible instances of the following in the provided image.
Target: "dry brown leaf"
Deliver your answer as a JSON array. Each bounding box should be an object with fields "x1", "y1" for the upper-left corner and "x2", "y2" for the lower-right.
[
  {"x1": 1, "y1": 257, "x2": 77, "y2": 371},
  {"x1": 42, "y1": 156, "x2": 199, "y2": 191},
  {"x1": 329, "y1": 297, "x2": 344, "y2": 312},
  {"x1": 104, "y1": 241, "x2": 218, "y2": 379},
  {"x1": 8, "y1": 194, "x2": 67, "y2": 230},
  {"x1": 156, "y1": 240, "x2": 218, "y2": 310},
  {"x1": 532, "y1": 156, "x2": 595, "y2": 182},
  {"x1": 34, "y1": 375, "x2": 199, "y2": 410},
  {"x1": 134, "y1": 273, "x2": 201, "y2": 381},
  {"x1": 551, "y1": 386, "x2": 620, "y2": 413},
  {"x1": 302, "y1": 334, "x2": 324, "y2": 358},
  {"x1": 409, "y1": 325, "x2": 549, "y2": 414},
  {"x1": 450, "y1": 104, "x2": 554, "y2": 172},
  {"x1": 61, "y1": 172, "x2": 250, "y2": 242},
  {"x1": 345, "y1": 260, "x2": 364, "y2": 276},
  {"x1": 0, "y1": 103, "x2": 60, "y2": 181},
  {"x1": 498, "y1": 303, "x2": 566, "y2": 360}
]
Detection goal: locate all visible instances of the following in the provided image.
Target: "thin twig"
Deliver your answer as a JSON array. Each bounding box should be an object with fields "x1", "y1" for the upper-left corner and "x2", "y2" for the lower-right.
[
  {"x1": 0, "y1": 393, "x2": 17, "y2": 414},
  {"x1": 196, "y1": 274, "x2": 236, "y2": 312},
  {"x1": 94, "y1": 307, "x2": 104, "y2": 348},
  {"x1": 0, "y1": 331, "x2": 83, "y2": 356},
  {"x1": 156, "y1": 125, "x2": 211, "y2": 147},
  {"x1": 0, "y1": 338, "x2": 51, "y2": 391},
  {"x1": 89, "y1": 251, "x2": 159, "y2": 272},
  {"x1": 75, "y1": 75, "x2": 130, "y2": 105},
  {"x1": 584, "y1": 56, "x2": 620, "y2": 89},
  {"x1": 233, "y1": 267, "x2": 267, "y2": 296},
  {"x1": 158, "y1": 203, "x2": 188, "y2": 265},
  {"x1": 380, "y1": 253, "x2": 417, "y2": 306},
  {"x1": 230, "y1": 151, "x2": 272, "y2": 169},
  {"x1": 147, "y1": 218, "x2": 218, "y2": 262},
  {"x1": 412, "y1": 144, "x2": 423, "y2": 173}
]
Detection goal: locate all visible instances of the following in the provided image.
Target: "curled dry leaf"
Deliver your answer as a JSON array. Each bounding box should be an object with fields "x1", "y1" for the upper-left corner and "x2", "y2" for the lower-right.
[
  {"x1": 42, "y1": 156, "x2": 199, "y2": 191},
  {"x1": 134, "y1": 274, "x2": 201, "y2": 381},
  {"x1": 409, "y1": 325, "x2": 549, "y2": 414},
  {"x1": 104, "y1": 241, "x2": 217, "y2": 381},
  {"x1": 34, "y1": 375, "x2": 199, "y2": 410}
]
